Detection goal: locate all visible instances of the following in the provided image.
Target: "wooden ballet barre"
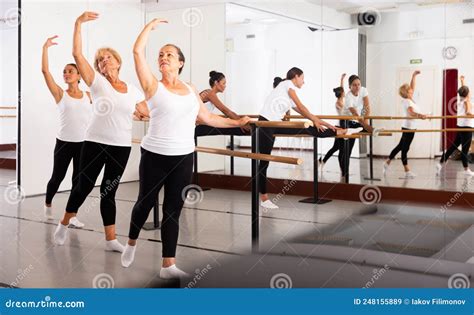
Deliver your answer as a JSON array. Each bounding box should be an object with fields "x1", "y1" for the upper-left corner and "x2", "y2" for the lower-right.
[
  {"x1": 251, "y1": 120, "x2": 312, "y2": 129},
  {"x1": 0, "y1": 115, "x2": 16, "y2": 118},
  {"x1": 285, "y1": 114, "x2": 474, "y2": 120},
  {"x1": 0, "y1": 106, "x2": 16, "y2": 109},
  {"x1": 196, "y1": 146, "x2": 302, "y2": 165},
  {"x1": 273, "y1": 133, "x2": 361, "y2": 139},
  {"x1": 380, "y1": 128, "x2": 474, "y2": 133}
]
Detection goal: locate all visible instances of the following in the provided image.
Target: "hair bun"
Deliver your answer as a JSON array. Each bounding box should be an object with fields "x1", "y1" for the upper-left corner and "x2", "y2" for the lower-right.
[{"x1": 209, "y1": 71, "x2": 217, "y2": 77}]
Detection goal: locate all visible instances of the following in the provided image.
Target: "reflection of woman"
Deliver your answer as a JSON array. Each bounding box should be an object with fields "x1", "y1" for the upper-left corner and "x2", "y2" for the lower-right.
[
  {"x1": 54, "y1": 12, "x2": 146, "y2": 253},
  {"x1": 383, "y1": 71, "x2": 426, "y2": 178},
  {"x1": 437, "y1": 75, "x2": 474, "y2": 176},
  {"x1": 121, "y1": 18, "x2": 250, "y2": 278},
  {"x1": 338, "y1": 74, "x2": 373, "y2": 178},
  {"x1": 41, "y1": 35, "x2": 91, "y2": 228},
  {"x1": 319, "y1": 73, "x2": 346, "y2": 171},
  {"x1": 195, "y1": 70, "x2": 249, "y2": 136},
  {"x1": 258, "y1": 67, "x2": 362, "y2": 209}
]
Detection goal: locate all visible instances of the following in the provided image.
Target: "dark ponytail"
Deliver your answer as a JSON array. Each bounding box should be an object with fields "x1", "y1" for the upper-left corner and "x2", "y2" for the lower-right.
[
  {"x1": 459, "y1": 86, "x2": 470, "y2": 98},
  {"x1": 209, "y1": 70, "x2": 225, "y2": 87},
  {"x1": 333, "y1": 87, "x2": 344, "y2": 98},
  {"x1": 286, "y1": 67, "x2": 303, "y2": 80},
  {"x1": 273, "y1": 77, "x2": 285, "y2": 88}
]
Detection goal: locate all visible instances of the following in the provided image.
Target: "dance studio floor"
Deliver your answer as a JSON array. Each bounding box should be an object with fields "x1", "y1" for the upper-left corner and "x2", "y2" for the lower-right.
[
  {"x1": 0, "y1": 173, "x2": 473, "y2": 288},
  {"x1": 206, "y1": 149, "x2": 474, "y2": 193}
]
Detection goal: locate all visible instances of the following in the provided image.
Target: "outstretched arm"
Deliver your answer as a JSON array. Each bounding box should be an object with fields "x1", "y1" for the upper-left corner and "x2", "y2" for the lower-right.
[
  {"x1": 72, "y1": 12, "x2": 98, "y2": 86},
  {"x1": 41, "y1": 36, "x2": 63, "y2": 103},
  {"x1": 410, "y1": 70, "x2": 420, "y2": 92},
  {"x1": 133, "y1": 18, "x2": 167, "y2": 99}
]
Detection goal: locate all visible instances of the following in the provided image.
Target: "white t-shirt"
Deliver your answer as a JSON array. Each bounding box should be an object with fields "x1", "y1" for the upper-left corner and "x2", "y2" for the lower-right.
[
  {"x1": 343, "y1": 87, "x2": 369, "y2": 120},
  {"x1": 86, "y1": 72, "x2": 144, "y2": 147},
  {"x1": 260, "y1": 80, "x2": 298, "y2": 121},
  {"x1": 57, "y1": 91, "x2": 92, "y2": 142},
  {"x1": 457, "y1": 99, "x2": 473, "y2": 127},
  {"x1": 401, "y1": 98, "x2": 421, "y2": 129},
  {"x1": 141, "y1": 81, "x2": 200, "y2": 156}
]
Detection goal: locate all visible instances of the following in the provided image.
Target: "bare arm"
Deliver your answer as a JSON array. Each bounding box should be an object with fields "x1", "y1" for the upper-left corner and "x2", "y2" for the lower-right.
[
  {"x1": 41, "y1": 36, "x2": 63, "y2": 103},
  {"x1": 407, "y1": 106, "x2": 426, "y2": 119},
  {"x1": 206, "y1": 92, "x2": 240, "y2": 120},
  {"x1": 194, "y1": 86, "x2": 250, "y2": 128},
  {"x1": 410, "y1": 70, "x2": 420, "y2": 91},
  {"x1": 133, "y1": 18, "x2": 167, "y2": 99},
  {"x1": 460, "y1": 75, "x2": 465, "y2": 87},
  {"x1": 72, "y1": 12, "x2": 98, "y2": 86},
  {"x1": 340, "y1": 73, "x2": 346, "y2": 88},
  {"x1": 288, "y1": 88, "x2": 336, "y2": 131}
]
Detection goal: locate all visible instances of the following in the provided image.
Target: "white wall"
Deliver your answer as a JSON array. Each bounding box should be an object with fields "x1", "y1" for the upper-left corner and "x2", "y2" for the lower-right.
[
  {"x1": 366, "y1": 4, "x2": 474, "y2": 157},
  {"x1": 146, "y1": 4, "x2": 227, "y2": 173},
  {"x1": 21, "y1": 0, "x2": 145, "y2": 196}
]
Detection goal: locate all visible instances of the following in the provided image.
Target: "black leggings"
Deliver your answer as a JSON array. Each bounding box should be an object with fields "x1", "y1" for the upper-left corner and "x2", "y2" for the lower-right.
[
  {"x1": 128, "y1": 148, "x2": 194, "y2": 257},
  {"x1": 440, "y1": 126, "x2": 473, "y2": 168},
  {"x1": 257, "y1": 116, "x2": 336, "y2": 194},
  {"x1": 388, "y1": 128, "x2": 415, "y2": 166},
  {"x1": 322, "y1": 138, "x2": 343, "y2": 163},
  {"x1": 338, "y1": 120, "x2": 364, "y2": 176},
  {"x1": 195, "y1": 125, "x2": 248, "y2": 137},
  {"x1": 45, "y1": 139, "x2": 83, "y2": 204},
  {"x1": 65, "y1": 141, "x2": 131, "y2": 226}
]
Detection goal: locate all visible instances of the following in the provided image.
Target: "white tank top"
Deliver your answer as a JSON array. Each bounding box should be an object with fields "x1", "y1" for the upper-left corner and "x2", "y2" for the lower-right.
[
  {"x1": 141, "y1": 81, "x2": 200, "y2": 156},
  {"x1": 457, "y1": 99, "x2": 473, "y2": 127},
  {"x1": 57, "y1": 91, "x2": 92, "y2": 142}
]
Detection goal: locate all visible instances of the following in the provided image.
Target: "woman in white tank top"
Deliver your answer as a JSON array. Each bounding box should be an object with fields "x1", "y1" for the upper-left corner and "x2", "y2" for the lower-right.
[
  {"x1": 121, "y1": 18, "x2": 250, "y2": 279},
  {"x1": 41, "y1": 35, "x2": 91, "y2": 228},
  {"x1": 437, "y1": 75, "x2": 474, "y2": 176}
]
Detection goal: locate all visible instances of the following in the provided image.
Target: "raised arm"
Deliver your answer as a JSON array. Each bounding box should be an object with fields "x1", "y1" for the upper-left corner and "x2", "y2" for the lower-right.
[
  {"x1": 133, "y1": 18, "x2": 167, "y2": 99},
  {"x1": 205, "y1": 92, "x2": 240, "y2": 120},
  {"x1": 410, "y1": 70, "x2": 420, "y2": 92},
  {"x1": 41, "y1": 36, "x2": 63, "y2": 103},
  {"x1": 72, "y1": 12, "x2": 98, "y2": 86},
  {"x1": 460, "y1": 75, "x2": 466, "y2": 87},
  {"x1": 340, "y1": 73, "x2": 346, "y2": 88}
]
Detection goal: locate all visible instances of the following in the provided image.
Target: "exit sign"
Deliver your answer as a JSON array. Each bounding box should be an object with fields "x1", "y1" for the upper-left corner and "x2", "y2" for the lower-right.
[{"x1": 410, "y1": 59, "x2": 422, "y2": 64}]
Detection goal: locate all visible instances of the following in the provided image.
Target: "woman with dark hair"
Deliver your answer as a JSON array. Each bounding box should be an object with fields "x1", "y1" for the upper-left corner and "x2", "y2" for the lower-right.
[
  {"x1": 41, "y1": 35, "x2": 91, "y2": 228},
  {"x1": 337, "y1": 74, "x2": 373, "y2": 179},
  {"x1": 319, "y1": 73, "x2": 347, "y2": 171},
  {"x1": 121, "y1": 18, "x2": 250, "y2": 278},
  {"x1": 437, "y1": 75, "x2": 474, "y2": 176},
  {"x1": 53, "y1": 12, "x2": 146, "y2": 253},
  {"x1": 258, "y1": 67, "x2": 362, "y2": 209},
  {"x1": 195, "y1": 70, "x2": 249, "y2": 136}
]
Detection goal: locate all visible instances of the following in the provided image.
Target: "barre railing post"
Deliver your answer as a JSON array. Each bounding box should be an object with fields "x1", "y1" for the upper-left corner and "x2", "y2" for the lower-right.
[
  {"x1": 344, "y1": 137, "x2": 350, "y2": 184},
  {"x1": 230, "y1": 135, "x2": 235, "y2": 176},
  {"x1": 251, "y1": 124, "x2": 259, "y2": 253},
  {"x1": 364, "y1": 119, "x2": 381, "y2": 182},
  {"x1": 299, "y1": 136, "x2": 331, "y2": 204}
]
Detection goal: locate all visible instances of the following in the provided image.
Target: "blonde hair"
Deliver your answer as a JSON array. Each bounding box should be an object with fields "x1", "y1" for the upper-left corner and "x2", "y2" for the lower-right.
[
  {"x1": 94, "y1": 47, "x2": 122, "y2": 73},
  {"x1": 399, "y1": 83, "x2": 410, "y2": 99}
]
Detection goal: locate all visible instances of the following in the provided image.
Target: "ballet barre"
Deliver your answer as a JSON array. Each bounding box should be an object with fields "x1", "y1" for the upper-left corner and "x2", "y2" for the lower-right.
[
  {"x1": 0, "y1": 115, "x2": 16, "y2": 118},
  {"x1": 0, "y1": 107, "x2": 16, "y2": 109},
  {"x1": 196, "y1": 146, "x2": 302, "y2": 165}
]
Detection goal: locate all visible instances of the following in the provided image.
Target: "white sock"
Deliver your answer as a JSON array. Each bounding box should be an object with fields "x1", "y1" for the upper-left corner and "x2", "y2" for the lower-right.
[
  {"x1": 105, "y1": 239, "x2": 125, "y2": 253},
  {"x1": 159, "y1": 264, "x2": 190, "y2": 280},
  {"x1": 69, "y1": 216, "x2": 85, "y2": 228},
  {"x1": 44, "y1": 205, "x2": 53, "y2": 219},
  {"x1": 53, "y1": 222, "x2": 69, "y2": 245},
  {"x1": 260, "y1": 199, "x2": 279, "y2": 209},
  {"x1": 121, "y1": 244, "x2": 136, "y2": 267},
  {"x1": 346, "y1": 127, "x2": 363, "y2": 136}
]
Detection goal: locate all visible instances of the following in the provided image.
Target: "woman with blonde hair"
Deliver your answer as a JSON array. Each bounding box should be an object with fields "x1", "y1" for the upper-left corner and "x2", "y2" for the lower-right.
[
  {"x1": 54, "y1": 12, "x2": 146, "y2": 252},
  {"x1": 383, "y1": 70, "x2": 426, "y2": 178}
]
